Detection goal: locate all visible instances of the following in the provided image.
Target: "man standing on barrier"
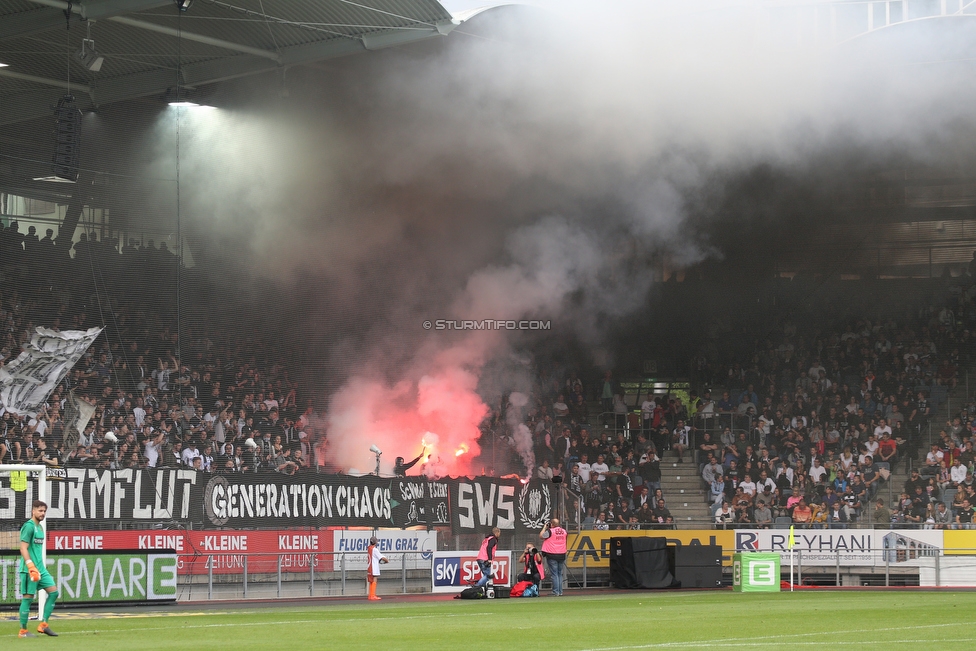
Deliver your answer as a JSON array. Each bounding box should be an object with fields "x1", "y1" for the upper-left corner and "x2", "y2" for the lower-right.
[
  {"x1": 474, "y1": 527, "x2": 501, "y2": 593},
  {"x1": 394, "y1": 446, "x2": 427, "y2": 477},
  {"x1": 18, "y1": 500, "x2": 58, "y2": 638},
  {"x1": 540, "y1": 518, "x2": 568, "y2": 596}
]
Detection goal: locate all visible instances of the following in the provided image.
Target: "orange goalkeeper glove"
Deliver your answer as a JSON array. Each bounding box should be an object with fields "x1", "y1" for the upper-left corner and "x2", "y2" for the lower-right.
[{"x1": 26, "y1": 561, "x2": 40, "y2": 582}]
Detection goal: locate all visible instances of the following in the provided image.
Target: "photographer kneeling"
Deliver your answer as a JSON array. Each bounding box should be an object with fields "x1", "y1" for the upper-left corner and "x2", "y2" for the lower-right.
[{"x1": 518, "y1": 543, "x2": 545, "y2": 586}]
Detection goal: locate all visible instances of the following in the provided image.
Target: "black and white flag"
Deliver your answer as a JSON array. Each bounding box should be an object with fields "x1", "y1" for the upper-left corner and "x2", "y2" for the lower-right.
[{"x1": 0, "y1": 327, "x2": 102, "y2": 417}]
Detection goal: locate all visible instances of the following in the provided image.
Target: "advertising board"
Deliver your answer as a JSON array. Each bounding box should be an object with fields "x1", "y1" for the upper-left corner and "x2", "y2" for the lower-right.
[
  {"x1": 0, "y1": 550, "x2": 177, "y2": 606},
  {"x1": 431, "y1": 551, "x2": 512, "y2": 593}
]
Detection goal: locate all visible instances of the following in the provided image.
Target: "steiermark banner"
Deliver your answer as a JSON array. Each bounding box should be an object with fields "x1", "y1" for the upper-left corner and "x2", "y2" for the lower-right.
[{"x1": 0, "y1": 550, "x2": 177, "y2": 607}]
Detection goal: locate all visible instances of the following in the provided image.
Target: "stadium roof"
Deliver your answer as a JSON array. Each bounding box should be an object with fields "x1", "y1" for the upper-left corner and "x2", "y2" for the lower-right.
[{"x1": 0, "y1": 0, "x2": 483, "y2": 126}]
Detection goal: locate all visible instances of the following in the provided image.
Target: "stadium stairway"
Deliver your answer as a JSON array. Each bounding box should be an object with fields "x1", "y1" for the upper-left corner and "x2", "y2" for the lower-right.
[
  {"x1": 658, "y1": 449, "x2": 712, "y2": 526},
  {"x1": 863, "y1": 463, "x2": 909, "y2": 524}
]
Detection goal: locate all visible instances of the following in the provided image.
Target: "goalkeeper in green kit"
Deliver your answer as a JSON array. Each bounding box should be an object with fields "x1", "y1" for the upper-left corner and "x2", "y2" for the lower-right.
[{"x1": 18, "y1": 500, "x2": 58, "y2": 638}]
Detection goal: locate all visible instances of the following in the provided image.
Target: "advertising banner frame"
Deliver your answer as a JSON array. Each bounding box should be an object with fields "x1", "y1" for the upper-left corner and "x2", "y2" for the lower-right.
[
  {"x1": 732, "y1": 552, "x2": 781, "y2": 592},
  {"x1": 430, "y1": 551, "x2": 513, "y2": 593},
  {"x1": 0, "y1": 549, "x2": 177, "y2": 608},
  {"x1": 733, "y1": 529, "x2": 943, "y2": 567}
]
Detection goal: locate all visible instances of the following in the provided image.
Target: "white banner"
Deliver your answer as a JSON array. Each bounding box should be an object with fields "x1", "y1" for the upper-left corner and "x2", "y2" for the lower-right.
[
  {"x1": 734, "y1": 529, "x2": 943, "y2": 566},
  {"x1": 333, "y1": 530, "x2": 437, "y2": 570},
  {"x1": 62, "y1": 389, "x2": 96, "y2": 450},
  {"x1": 0, "y1": 327, "x2": 101, "y2": 417}
]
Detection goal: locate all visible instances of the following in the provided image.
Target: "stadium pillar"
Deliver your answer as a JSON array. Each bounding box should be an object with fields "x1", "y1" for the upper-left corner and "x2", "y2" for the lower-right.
[{"x1": 55, "y1": 174, "x2": 90, "y2": 257}]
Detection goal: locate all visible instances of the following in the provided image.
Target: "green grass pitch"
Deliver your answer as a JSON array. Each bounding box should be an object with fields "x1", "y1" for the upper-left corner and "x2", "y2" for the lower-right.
[{"x1": 7, "y1": 591, "x2": 976, "y2": 649}]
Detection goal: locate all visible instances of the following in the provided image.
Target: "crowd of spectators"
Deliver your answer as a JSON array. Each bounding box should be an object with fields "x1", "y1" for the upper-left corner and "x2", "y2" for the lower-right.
[
  {"x1": 0, "y1": 224, "x2": 317, "y2": 475},
  {"x1": 473, "y1": 273, "x2": 976, "y2": 530},
  {"x1": 684, "y1": 274, "x2": 976, "y2": 529},
  {"x1": 477, "y1": 370, "x2": 675, "y2": 530},
  {"x1": 6, "y1": 218, "x2": 976, "y2": 535}
]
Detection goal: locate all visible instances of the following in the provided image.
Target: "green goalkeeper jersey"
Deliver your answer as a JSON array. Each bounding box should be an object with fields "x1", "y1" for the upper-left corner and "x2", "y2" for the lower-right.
[{"x1": 19, "y1": 519, "x2": 44, "y2": 573}]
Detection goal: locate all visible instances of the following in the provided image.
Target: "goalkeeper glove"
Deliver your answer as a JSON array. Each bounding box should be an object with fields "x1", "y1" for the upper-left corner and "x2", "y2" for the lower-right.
[{"x1": 26, "y1": 561, "x2": 40, "y2": 582}]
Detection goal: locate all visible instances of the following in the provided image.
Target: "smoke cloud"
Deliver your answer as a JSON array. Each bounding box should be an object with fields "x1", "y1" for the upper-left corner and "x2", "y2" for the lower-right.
[{"x1": 139, "y1": 1, "x2": 976, "y2": 476}]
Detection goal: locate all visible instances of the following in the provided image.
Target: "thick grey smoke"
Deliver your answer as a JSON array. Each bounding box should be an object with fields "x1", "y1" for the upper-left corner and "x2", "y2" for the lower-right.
[
  {"x1": 143, "y1": 1, "x2": 976, "y2": 474},
  {"x1": 507, "y1": 392, "x2": 536, "y2": 476}
]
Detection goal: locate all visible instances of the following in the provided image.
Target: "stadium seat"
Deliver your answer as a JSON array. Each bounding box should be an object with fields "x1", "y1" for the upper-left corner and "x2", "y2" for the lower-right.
[{"x1": 944, "y1": 488, "x2": 957, "y2": 508}]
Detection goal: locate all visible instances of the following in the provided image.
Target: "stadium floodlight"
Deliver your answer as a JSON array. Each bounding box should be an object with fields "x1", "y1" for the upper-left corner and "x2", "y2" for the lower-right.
[
  {"x1": 32, "y1": 176, "x2": 76, "y2": 183},
  {"x1": 370, "y1": 444, "x2": 382, "y2": 476},
  {"x1": 163, "y1": 87, "x2": 214, "y2": 109},
  {"x1": 76, "y1": 23, "x2": 104, "y2": 73},
  {"x1": 75, "y1": 39, "x2": 104, "y2": 73}
]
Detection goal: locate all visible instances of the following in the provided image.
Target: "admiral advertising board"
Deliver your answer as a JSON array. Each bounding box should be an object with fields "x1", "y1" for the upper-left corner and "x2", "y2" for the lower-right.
[
  {"x1": 431, "y1": 551, "x2": 512, "y2": 593},
  {"x1": 566, "y1": 530, "x2": 735, "y2": 568}
]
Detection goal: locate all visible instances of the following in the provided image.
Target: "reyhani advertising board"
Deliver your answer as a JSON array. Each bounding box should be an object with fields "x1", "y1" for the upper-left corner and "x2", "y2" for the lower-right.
[
  {"x1": 0, "y1": 550, "x2": 176, "y2": 607},
  {"x1": 733, "y1": 529, "x2": 943, "y2": 566},
  {"x1": 431, "y1": 551, "x2": 512, "y2": 593}
]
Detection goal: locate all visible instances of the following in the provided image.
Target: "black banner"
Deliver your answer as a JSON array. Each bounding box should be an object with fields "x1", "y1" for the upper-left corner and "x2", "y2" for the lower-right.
[
  {"x1": 0, "y1": 468, "x2": 201, "y2": 522},
  {"x1": 390, "y1": 478, "x2": 451, "y2": 529},
  {"x1": 201, "y1": 472, "x2": 391, "y2": 528},
  {"x1": 0, "y1": 470, "x2": 552, "y2": 532},
  {"x1": 450, "y1": 477, "x2": 552, "y2": 534}
]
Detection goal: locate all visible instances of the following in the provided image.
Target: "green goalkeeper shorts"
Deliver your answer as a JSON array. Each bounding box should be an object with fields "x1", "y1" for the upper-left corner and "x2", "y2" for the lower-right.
[{"x1": 20, "y1": 569, "x2": 55, "y2": 596}]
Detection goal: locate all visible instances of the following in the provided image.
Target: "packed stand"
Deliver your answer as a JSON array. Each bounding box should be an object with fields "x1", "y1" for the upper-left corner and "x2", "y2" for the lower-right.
[
  {"x1": 0, "y1": 226, "x2": 317, "y2": 475},
  {"x1": 687, "y1": 275, "x2": 976, "y2": 529}
]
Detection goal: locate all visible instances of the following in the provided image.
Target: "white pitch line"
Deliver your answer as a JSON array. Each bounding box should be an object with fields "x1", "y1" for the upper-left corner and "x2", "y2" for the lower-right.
[
  {"x1": 52, "y1": 612, "x2": 484, "y2": 636},
  {"x1": 577, "y1": 621, "x2": 970, "y2": 651},
  {"x1": 656, "y1": 640, "x2": 975, "y2": 649}
]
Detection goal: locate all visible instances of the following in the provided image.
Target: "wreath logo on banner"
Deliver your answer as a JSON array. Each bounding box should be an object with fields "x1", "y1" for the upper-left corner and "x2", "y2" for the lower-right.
[
  {"x1": 203, "y1": 475, "x2": 230, "y2": 526},
  {"x1": 518, "y1": 481, "x2": 551, "y2": 529}
]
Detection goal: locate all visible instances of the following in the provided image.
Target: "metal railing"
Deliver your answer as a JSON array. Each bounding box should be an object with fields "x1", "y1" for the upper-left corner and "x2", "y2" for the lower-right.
[
  {"x1": 177, "y1": 550, "x2": 434, "y2": 601},
  {"x1": 165, "y1": 544, "x2": 976, "y2": 600},
  {"x1": 745, "y1": 548, "x2": 976, "y2": 588}
]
